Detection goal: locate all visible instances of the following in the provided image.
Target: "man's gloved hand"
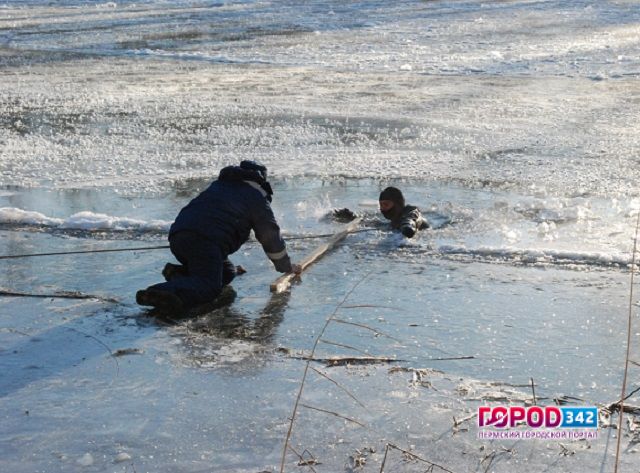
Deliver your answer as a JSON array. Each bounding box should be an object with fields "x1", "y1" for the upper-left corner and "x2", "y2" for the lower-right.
[
  {"x1": 332, "y1": 208, "x2": 358, "y2": 222},
  {"x1": 290, "y1": 263, "x2": 302, "y2": 275},
  {"x1": 401, "y1": 225, "x2": 416, "y2": 238}
]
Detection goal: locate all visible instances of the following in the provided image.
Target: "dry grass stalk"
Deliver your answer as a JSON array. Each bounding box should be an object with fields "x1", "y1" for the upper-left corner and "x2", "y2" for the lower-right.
[
  {"x1": 332, "y1": 318, "x2": 402, "y2": 342},
  {"x1": 319, "y1": 338, "x2": 370, "y2": 355},
  {"x1": 530, "y1": 377, "x2": 537, "y2": 405},
  {"x1": 279, "y1": 272, "x2": 373, "y2": 473},
  {"x1": 287, "y1": 445, "x2": 319, "y2": 472},
  {"x1": 378, "y1": 443, "x2": 456, "y2": 473},
  {"x1": 614, "y1": 209, "x2": 640, "y2": 473},
  {"x1": 452, "y1": 412, "x2": 477, "y2": 434},
  {"x1": 341, "y1": 304, "x2": 403, "y2": 311},
  {"x1": 309, "y1": 366, "x2": 369, "y2": 410},
  {"x1": 290, "y1": 354, "x2": 404, "y2": 367},
  {"x1": 300, "y1": 403, "x2": 367, "y2": 428}
]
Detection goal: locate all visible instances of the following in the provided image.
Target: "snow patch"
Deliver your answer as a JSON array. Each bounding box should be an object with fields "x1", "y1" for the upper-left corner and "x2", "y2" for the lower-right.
[{"x1": 0, "y1": 207, "x2": 171, "y2": 232}]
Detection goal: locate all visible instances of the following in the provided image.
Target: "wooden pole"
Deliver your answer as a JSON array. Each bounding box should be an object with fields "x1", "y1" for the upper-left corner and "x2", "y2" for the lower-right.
[{"x1": 270, "y1": 217, "x2": 363, "y2": 293}]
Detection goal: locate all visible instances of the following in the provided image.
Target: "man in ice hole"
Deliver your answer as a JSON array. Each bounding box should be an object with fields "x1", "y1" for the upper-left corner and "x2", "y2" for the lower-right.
[{"x1": 331, "y1": 186, "x2": 429, "y2": 238}]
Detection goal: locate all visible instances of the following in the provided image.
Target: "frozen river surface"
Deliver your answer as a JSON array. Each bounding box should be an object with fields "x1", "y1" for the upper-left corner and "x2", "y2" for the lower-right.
[{"x1": 1, "y1": 1, "x2": 640, "y2": 472}]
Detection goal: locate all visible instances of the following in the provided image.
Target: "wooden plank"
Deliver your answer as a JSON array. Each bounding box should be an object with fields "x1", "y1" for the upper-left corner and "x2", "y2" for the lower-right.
[{"x1": 270, "y1": 217, "x2": 363, "y2": 293}]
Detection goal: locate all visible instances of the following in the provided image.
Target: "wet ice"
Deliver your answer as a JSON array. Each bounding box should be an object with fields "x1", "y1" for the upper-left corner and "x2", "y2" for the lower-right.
[{"x1": 2, "y1": 0, "x2": 640, "y2": 471}]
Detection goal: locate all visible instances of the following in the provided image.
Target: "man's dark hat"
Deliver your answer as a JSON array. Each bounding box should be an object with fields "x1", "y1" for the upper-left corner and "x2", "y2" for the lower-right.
[
  {"x1": 379, "y1": 186, "x2": 405, "y2": 206},
  {"x1": 218, "y1": 160, "x2": 273, "y2": 202},
  {"x1": 240, "y1": 160, "x2": 268, "y2": 181}
]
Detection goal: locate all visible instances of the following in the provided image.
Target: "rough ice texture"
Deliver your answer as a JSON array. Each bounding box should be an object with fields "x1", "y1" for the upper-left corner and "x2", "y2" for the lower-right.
[
  {"x1": 2, "y1": 2, "x2": 640, "y2": 472},
  {"x1": 0, "y1": 207, "x2": 171, "y2": 232},
  {"x1": 0, "y1": 0, "x2": 639, "y2": 198}
]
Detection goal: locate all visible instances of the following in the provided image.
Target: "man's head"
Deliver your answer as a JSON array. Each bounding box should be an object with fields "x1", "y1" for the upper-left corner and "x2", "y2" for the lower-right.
[
  {"x1": 240, "y1": 160, "x2": 268, "y2": 182},
  {"x1": 379, "y1": 186, "x2": 405, "y2": 221}
]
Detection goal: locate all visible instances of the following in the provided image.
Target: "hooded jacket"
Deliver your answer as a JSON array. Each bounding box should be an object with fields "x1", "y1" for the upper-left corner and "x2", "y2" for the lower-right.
[{"x1": 169, "y1": 166, "x2": 292, "y2": 272}]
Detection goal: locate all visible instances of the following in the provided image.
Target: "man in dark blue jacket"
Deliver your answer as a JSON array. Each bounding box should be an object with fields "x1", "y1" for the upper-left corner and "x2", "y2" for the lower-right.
[{"x1": 136, "y1": 161, "x2": 300, "y2": 313}]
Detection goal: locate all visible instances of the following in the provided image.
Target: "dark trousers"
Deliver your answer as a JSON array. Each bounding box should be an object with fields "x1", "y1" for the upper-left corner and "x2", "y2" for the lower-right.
[{"x1": 149, "y1": 231, "x2": 236, "y2": 309}]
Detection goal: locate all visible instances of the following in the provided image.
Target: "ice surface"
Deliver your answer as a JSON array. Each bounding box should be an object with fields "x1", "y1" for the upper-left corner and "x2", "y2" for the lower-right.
[
  {"x1": 2, "y1": 182, "x2": 640, "y2": 472},
  {"x1": 2, "y1": 0, "x2": 640, "y2": 471},
  {"x1": 0, "y1": 207, "x2": 171, "y2": 232},
  {"x1": 1, "y1": 0, "x2": 639, "y2": 197}
]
